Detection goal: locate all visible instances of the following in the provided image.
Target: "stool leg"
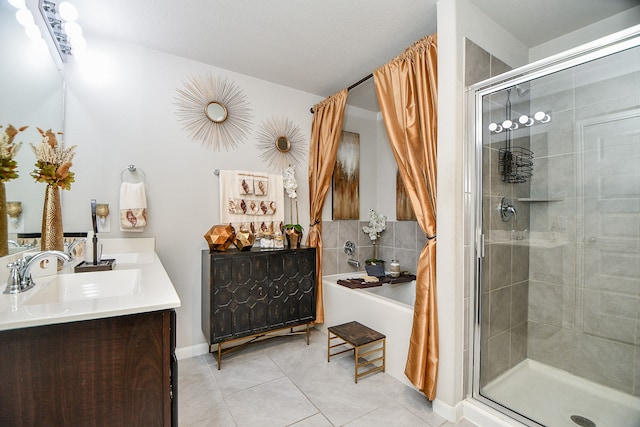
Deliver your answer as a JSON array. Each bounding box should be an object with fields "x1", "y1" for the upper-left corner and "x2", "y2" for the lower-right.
[
  {"x1": 327, "y1": 332, "x2": 330, "y2": 362},
  {"x1": 383, "y1": 339, "x2": 386, "y2": 372},
  {"x1": 354, "y1": 346, "x2": 359, "y2": 383}
]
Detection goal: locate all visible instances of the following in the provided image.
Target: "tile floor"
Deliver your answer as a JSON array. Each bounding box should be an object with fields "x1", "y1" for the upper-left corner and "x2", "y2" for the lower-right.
[{"x1": 178, "y1": 328, "x2": 478, "y2": 426}]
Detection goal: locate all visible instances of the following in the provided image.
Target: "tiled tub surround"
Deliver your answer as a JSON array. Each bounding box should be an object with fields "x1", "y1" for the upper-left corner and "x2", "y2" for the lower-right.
[{"x1": 321, "y1": 219, "x2": 428, "y2": 276}]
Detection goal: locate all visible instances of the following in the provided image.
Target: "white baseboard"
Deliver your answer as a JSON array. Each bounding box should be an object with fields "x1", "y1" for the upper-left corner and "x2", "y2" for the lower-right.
[
  {"x1": 176, "y1": 343, "x2": 209, "y2": 360},
  {"x1": 432, "y1": 398, "x2": 463, "y2": 423}
]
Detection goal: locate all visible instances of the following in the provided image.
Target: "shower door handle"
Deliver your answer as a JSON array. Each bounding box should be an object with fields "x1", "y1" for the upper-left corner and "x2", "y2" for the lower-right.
[{"x1": 478, "y1": 233, "x2": 485, "y2": 258}]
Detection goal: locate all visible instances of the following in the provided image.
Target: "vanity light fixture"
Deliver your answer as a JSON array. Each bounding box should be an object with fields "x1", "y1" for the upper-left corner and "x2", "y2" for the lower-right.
[
  {"x1": 10, "y1": 2, "x2": 43, "y2": 43},
  {"x1": 6, "y1": 201, "x2": 23, "y2": 230},
  {"x1": 40, "y1": 0, "x2": 86, "y2": 61}
]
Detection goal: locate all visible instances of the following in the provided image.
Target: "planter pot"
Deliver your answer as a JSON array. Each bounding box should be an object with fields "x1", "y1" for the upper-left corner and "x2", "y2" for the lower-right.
[{"x1": 285, "y1": 228, "x2": 303, "y2": 249}]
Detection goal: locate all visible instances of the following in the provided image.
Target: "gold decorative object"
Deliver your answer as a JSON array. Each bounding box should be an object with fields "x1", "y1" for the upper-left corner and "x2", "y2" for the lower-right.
[
  {"x1": 233, "y1": 228, "x2": 255, "y2": 251},
  {"x1": 41, "y1": 185, "x2": 64, "y2": 269},
  {"x1": 204, "y1": 224, "x2": 236, "y2": 252},
  {"x1": 256, "y1": 116, "x2": 306, "y2": 170},
  {"x1": 174, "y1": 73, "x2": 253, "y2": 151},
  {"x1": 6, "y1": 201, "x2": 22, "y2": 231},
  {"x1": 6, "y1": 201, "x2": 22, "y2": 220},
  {"x1": 285, "y1": 227, "x2": 303, "y2": 249},
  {"x1": 96, "y1": 203, "x2": 109, "y2": 226},
  {"x1": 0, "y1": 183, "x2": 7, "y2": 256}
]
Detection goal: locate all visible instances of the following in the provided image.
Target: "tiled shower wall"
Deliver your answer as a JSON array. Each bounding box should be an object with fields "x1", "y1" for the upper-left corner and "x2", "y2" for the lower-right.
[
  {"x1": 468, "y1": 39, "x2": 640, "y2": 397},
  {"x1": 321, "y1": 220, "x2": 427, "y2": 276},
  {"x1": 465, "y1": 39, "x2": 532, "y2": 387},
  {"x1": 526, "y1": 46, "x2": 640, "y2": 396}
]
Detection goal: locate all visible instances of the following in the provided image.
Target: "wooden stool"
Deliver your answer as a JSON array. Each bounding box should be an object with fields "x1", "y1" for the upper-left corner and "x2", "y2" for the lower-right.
[{"x1": 327, "y1": 321, "x2": 386, "y2": 383}]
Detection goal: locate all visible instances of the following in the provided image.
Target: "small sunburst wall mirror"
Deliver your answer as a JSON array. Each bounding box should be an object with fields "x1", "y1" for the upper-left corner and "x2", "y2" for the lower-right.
[
  {"x1": 256, "y1": 116, "x2": 306, "y2": 170},
  {"x1": 174, "y1": 73, "x2": 252, "y2": 151}
]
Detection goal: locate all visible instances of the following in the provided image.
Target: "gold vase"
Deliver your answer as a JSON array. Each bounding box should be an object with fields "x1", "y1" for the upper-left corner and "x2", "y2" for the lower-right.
[
  {"x1": 41, "y1": 185, "x2": 64, "y2": 266},
  {"x1": 0, "y1": 182, "x2": 7, "y2": 257},
  {"x1": 285, "y1": 228, "x2": 303, "y2": 249}
]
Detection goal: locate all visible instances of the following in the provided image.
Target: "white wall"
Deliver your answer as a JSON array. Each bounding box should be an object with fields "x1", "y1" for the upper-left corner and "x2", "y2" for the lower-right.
[
  {"x1": 64, "y1": 34, "x2": 322, "y2": 352},
  {"x1": 530, "y1": 6, "x2": 640, "y2": 62},
  {"x1": 436, "y1": 0, "x2": 527, "y2": 419}
]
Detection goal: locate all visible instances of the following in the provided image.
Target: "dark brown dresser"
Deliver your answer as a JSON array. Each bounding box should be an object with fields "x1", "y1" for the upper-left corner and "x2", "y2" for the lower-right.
[{"x1": 201, "y1": 247, "x2": 316, "y2": 366}]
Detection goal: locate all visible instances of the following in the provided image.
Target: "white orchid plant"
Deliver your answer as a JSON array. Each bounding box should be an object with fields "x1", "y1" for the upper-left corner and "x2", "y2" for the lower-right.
[
  {"x1": 363, "y1": 209, "x2": 386, "y2": 264},
  {"x1": 363, "y1": 209, "x2": 386, "y2": 241},
  {"x1": 283, "y1": 164, "x2": 302, "y2": 233}
]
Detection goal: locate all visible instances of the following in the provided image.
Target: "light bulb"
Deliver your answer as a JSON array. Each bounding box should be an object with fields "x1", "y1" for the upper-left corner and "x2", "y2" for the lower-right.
[
  {"x1": 502, "y1": 120, "x2": 518, "y2": 130},
  {"x1": 24, "y1": 24, "x2": 42, "y2": 41},
  {"x1": 59, "y1": 2, "x2": 79, "y2": 21},
  {"x1": 488, "y1": 123, "x2": 503, "y2": 133},
  {"x1": 534, "y1": 111, "x2": 551, "y2": 123},
  {"x1": 8, "y1": 0, "x2": 26, "y2": 9},
  {"x1": 15, "y1": 8, "x2": 34, "y2": 27},
  {"x1": 64, "y1": 21, "x2": 83, "y2": 39},
  {"x1": 519, "y1": 115, "x2": 534, "y2": 126},
  {"x1": 71, "y1": 35, "x2": 86, "y2": 50}
]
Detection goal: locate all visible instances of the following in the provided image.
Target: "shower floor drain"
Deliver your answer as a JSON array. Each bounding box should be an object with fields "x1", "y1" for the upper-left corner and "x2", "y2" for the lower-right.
[{"x1": 571, "y1": 415, "x2": 596, "y2": 427}]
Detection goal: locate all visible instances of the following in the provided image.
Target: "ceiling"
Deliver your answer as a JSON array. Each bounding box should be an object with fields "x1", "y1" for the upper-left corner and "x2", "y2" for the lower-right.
[{"x1": 70, "y1": 0, "x2": 638, "y2": 111}]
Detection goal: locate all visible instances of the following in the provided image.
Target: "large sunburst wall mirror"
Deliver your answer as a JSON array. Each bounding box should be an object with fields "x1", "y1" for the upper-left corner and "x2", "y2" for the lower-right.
[
  {"x1": 174, "y1": 73, "x2": 253, "y2": 151},
  {"x1": 256, "y1": 116, "x2": 306, "y2": 170}
]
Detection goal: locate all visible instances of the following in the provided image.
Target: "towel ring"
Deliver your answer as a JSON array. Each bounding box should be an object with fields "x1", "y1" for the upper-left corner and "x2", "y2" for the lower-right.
[{"x1": 120, "y1": 164, "x2": 146, "y2": 183}]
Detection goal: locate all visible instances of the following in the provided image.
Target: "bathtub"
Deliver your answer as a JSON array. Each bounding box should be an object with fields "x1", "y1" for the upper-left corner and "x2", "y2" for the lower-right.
[{"x1": 319, "y1": 272, "x2": 417, "y2": 390}]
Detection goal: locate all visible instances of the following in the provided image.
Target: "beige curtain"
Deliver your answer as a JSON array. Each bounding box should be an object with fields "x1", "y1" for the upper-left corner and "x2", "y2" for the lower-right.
[
  {"x1": 373, "y1": 34, "x2": 438, "y2": 399},
  {"x1": 307, "y1": 89, "x2": 348, "y2": 323}
]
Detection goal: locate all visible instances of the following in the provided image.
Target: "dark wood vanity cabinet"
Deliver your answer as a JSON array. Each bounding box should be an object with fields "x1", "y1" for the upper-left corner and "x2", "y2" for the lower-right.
[
  {"x1": 201, "y1": 247, "x2": 316, "y2": 346},
  {"x1": 0, "y1": 310, "x2": 177, "y2": 427}
]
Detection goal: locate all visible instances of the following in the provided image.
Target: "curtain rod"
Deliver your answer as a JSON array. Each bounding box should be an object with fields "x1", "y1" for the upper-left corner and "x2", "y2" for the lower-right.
[{"x1": 309, "y1": 73, "x2": 374, "y2": 113}]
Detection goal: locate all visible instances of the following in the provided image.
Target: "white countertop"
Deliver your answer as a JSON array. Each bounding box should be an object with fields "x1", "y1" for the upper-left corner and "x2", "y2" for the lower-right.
[{"x1": 0, "y1": 238, "x2": 181, "y2": 331}]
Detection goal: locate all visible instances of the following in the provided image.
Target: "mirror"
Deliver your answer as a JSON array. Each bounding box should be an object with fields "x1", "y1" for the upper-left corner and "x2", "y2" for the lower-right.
[
  {"x1": 205, "y1": 101, "x2": 227, "y2": 123},
  {"x1": 1, "y1": 3, "x2": 65, "y2": 251},
  {"x1": 275, "y1": 136, "x2": 290, "y2": 153}
]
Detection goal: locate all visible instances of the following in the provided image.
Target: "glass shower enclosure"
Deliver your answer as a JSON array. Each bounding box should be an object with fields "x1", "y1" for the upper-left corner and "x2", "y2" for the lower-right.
[{"x1": 470, "y1": 27, "x2": 640, "y2": 427}]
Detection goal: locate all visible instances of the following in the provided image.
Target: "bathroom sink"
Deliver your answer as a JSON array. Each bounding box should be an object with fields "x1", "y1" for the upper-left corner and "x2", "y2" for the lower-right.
[
  {"x1": 101, "y1": 252, "x2": 154, "y2": 265},
  {"x1": 25, "y1": 269, "x2": 142, "y2": 305}
]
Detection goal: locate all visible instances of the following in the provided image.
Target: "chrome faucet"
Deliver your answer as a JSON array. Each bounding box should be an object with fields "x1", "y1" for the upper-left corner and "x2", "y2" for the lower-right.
[
  {"x1": 4, "y1": 250, "x2": 72, "y2": 294},
  {"x1": 65, "y1": 238, "x2": 87, "y2": 257},
  {"x1": 347, "y1": 258, "x2": 360, "y2": 268},
  {"x1": 500, "y1": 197, "x2": 517, "y2": 224}
]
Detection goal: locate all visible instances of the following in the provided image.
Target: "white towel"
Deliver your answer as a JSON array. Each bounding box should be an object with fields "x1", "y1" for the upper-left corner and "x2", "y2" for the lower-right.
[{"x1": 120, "y1": 182, "x2": 147, "y2": 232}]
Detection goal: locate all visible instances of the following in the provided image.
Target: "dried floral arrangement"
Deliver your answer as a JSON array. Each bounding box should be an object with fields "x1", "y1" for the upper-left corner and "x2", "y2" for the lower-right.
[
  {"x1": 283, "y1": 164, "x2": 302, "y2": 232},
  {"x1": 0, "y1": 124, "x2": 27, "y2": 183},
  {"x1": 30, "y1": 128, "x2": 77, "y2": 190}
]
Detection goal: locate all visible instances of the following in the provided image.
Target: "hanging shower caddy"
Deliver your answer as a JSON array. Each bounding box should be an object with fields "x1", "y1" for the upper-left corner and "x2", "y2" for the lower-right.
[{"x1": 497, "y1": 88, "x2": 533, "y2": 183}]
